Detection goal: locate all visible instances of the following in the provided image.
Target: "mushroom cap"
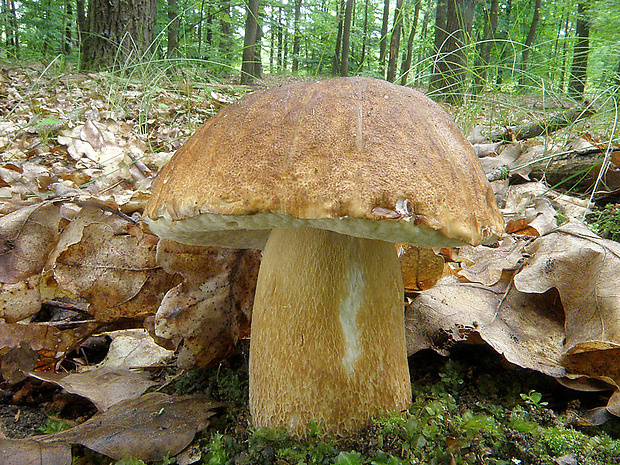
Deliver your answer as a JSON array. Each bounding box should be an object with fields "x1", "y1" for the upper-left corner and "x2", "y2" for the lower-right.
[{"x1": 145, "y1": 77, "x2": 504, "y2": 248}]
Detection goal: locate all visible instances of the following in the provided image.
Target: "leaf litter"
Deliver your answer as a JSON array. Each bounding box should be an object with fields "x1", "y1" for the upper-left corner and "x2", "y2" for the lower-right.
[{"x1": 1, "y1": 66, "x2": 620, "y2": 461}]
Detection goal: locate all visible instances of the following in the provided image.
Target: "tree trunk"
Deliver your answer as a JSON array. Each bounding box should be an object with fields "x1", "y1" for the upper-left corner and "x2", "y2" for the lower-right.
[
  {"x1": 7, "y1": 0, "x2": 19, "y2": 57},
  {"x1": 219, "y1": 0, "x2": 233, "y2": 64},
  {"x1": 518, "y1": 0, "x2": 542, "y2": 86},
  {"x1": 399, "y1": 0, "x2": 420, "y2": 86},
  {"x1": 292, "y1": 0, "x2": 302, "y2": 71},
  {"x1": 331, "y1": 0, "x2": 345, "y2": 75},
  {"x1": 167, "y1": 0, "x2": 179, "y2": 59},
  {"x1": 241, "y1": 0, "x2": 261, "y2": 84},
  {"x1": 76, "y1": 0, "x2": 86, "y2": 51},
  {"x1": 414, "y1": 8, "x2": 429, "y2": 85},
  {"x1": 359, "y1": 0, "x2": 370, "y2": 70},
  {"x1": 429, "y1": 0, "x2": 469, "y2": 103},
  {"x1": 379, "y1": 0, "x2": 390, "y2": 77},
  {"x1": 63, "y1": 0, "x2": 72, "y2": 54},
  {"x1": 339, "y1": 0, "x2": 355, "y2": 76},
  {"x1": 277, "y1": 6, "x2": 284, "y2": 71},
  {"x1": 386, "y1": 0, "x2": 404, "y2": 82},
  {"x1": 254, "y1": 16, "x2": 264, "y2": 78},
  {"x1": 495, "y1": 0, "x2": 512, "y2": 85},
  {"x1": 568, "y1": 0, "x2": 591, "y2": 99},
  {"x1": 80, "y1": 0, "x2": 157, "y2": 71},
  {"x1": 472, "y1": 0, "x2": 499, "y2": 93},
  {"x1": 219, "y1": 0, "x2": 233, "y2": 67},
  {"x1": 197, "y1": 0, "x2": 205, "y2": 57}
]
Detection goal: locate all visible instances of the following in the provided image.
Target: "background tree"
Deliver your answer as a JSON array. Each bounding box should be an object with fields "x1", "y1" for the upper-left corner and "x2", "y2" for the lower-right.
[
  {"x1": 292, "y1": 0, "x2": 302, "y2": 71},
  {"x1": 1, "y1": 0, "x2": 19, "y2": 57},
  {"x1": 568, "y1": 0, "x2": 591, "y2": 98},
  {"x1": 332, "y1": 0, "x2": 346, "y2": 75},
  {"x1": 379, "y1": 0, "x2": 390, "y2": 76},
  {"x1": 241, "y1": 0, "x2": 262, "y2": 84},
  {"x1": 167, "y1": 0, "x2": 180, "y2": 60},
  {"x1": 472, "y1": 0, "x2": 499, "y2": 93},
  {"x1": 386, "y1": 0, "x2": 404, "y2": 82},
  {"x1": 80, "y1": 0, "x2": 157, "y2": 71},
  {"x1": 518, "y1": 0, "x2": 542, "y2": 86},
  {"x1": 429, "y1": 0, "x2": 474, "y2": 103},
  {"x1": 339, "y1": 0, "x2": 355, "y2": 76},
  {"x1": 399, "y1": 0, "x2": 421, "y2": 86}
]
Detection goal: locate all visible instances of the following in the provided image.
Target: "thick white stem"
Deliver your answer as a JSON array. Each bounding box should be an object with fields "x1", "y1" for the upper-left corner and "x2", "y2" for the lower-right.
[{"x1": 249, "y1": 227, "x2": 411, "y2": 436}]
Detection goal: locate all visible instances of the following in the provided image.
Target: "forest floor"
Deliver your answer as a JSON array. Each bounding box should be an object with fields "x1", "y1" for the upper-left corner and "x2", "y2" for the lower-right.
[{"x1": 0, "y1": 63, "x2": 620, "y2": 464}]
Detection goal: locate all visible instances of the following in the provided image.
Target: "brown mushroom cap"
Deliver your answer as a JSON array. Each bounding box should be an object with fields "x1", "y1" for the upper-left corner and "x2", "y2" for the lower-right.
[{"x1": 145, "y1": 77, "x2": 504, "y2": 248}]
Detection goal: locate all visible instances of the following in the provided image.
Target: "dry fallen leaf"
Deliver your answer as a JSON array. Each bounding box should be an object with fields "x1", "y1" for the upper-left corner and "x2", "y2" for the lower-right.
[
  {"x1": 98, "y1": 329, "x2": 174, "y2": 370},
  {"x1": 48, "y1": 206, "x2": 175, "y2": 322},
  {"x1": 0, "y1": 438, "x2": 71, "y2": 465},
  {"x1": 0, "y1": 202, "x2": 61, "y2": 284},
  {"x1": 29, "y1": 367, "x2": 158, "y2": 411},
  {"x1": 398, "y1": 244, "x2": 444, "y2": 291},
  {"x1": 48, "y1": 392, "x2": 222, "y2": 462},
  {"x1": 406, "y1": 275, "x2": 566, "y2": 378},
  {"x1": 0, "y1": 275, "x2": 42, "y2": 323},
  {"x1": 514, "y1": 220, "x2": 620, "y2": 349},
  {"x1": 454, "y1": 237, "x2": 526, "y2": 286},
  {"x1": 0, "y1": 320, "x2": 98, "y2": 375},
  {"x1": 154, "y1": 241, "x2": 259, "y2": 368}
]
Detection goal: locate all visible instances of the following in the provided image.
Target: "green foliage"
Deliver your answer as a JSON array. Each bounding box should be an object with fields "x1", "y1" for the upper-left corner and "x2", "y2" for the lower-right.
[
  {"x1": 588, "y1": 203, "x2": 620, "y2": 241},
  {"x1": 36, "y1": 416, "x2": 72, "y2": 435},
  {"x1": 520, "y1": 389, "x2": 549, "y2": 408}
]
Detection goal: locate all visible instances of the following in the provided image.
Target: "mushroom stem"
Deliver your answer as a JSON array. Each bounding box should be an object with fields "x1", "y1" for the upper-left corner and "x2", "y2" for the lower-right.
[{"x1": 249, "y1": 227, "x2": 411, "y2": 436}]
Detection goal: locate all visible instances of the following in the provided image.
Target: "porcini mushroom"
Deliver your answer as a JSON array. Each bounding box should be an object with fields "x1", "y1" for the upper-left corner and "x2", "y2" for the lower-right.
[{"x1": 144, "y1": 77, "x2": 504, "y2": 435}]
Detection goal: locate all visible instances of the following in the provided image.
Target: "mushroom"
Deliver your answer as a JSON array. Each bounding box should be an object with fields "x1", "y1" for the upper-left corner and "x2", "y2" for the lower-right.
[{"x1": 144, "y1": 77, "x2": 505, "y2": 436}]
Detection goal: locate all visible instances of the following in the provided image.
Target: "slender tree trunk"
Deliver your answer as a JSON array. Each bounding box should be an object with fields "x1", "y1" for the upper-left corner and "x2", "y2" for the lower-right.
[
  {"x1": 568, "y1": 0, "x2": 590, "y2": 99},
  {"x1": 359, "y1": 0, "x2": 370, "y2": 70},
  {"x1": 76, "y1": 0, "x2": 85, "y2": 54},
  {"x1": 219, "y1": 0, "x2": 232, "y2": 64},
  {"x1": 80, "y1": 0, "x2": 158, "y2": 71},
  {"x1": 387, "y1": 0, "x2": 404, "y2": 82},
  {"x1": 277, "y1": 6, "x2": 283, "y2": 70},
  {"x1": 518, "y1": 0, "x2": 542, "y2": 86},
  {"x1": 241, "y1": 0, "x2": 261, "y2": 84},
  {"x1": 283, "y1": 25, "x2": 288, "y2": 68},
  {"x1": 206, "y1": 10, "x2": 213, "y2": 46},
  {"x1": 254, "y1": 17, "x2": 263, "y2": 77},
  {"x1": 198, "y1": 0, "x2": 205, "y2": 57},
  {"x1": 429, "y1": 0, "x2": 447, "y2": 92},
  {"x1": 414, "y1": 8, "x2": 429, "y2": 85},
  {"x1": 292, "y1": 0, "x2": 302, "y2": 71},
  {"x1": 430, "y1": 0, "x2": 470, "y2": 103},
  {"x1": 495, "y1": 0, "x2": 512, "y2": 85},
  {"x1": 379, "y1": 0, "x2": 390, "y2": 77},
  {"x1": 62, "y1": 0, "x2": 72, "y2": 54},
  {"x1": 340, "y1": 0, "x2": 355, "y2": 76},
  {"x1": 399, "y1": 0, "x2": 420, "y2": 85},
  {"x1": 332, "y1": 0, "x2": 345, "y2": 75},
  {"x1": 560, "y1": 13, "x2": 570, "y2": 90},
  {"x1": 472, "y1": 0, "x2": 498, "y2": 93},
  {"x1": 167, "y1": 0, "x2": 179, "y2": 59}
]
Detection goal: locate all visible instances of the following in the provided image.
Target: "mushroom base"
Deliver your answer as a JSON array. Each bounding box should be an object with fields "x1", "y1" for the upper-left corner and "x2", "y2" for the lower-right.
[{"x1": 249, "y1": 227, "x2": 411, "y2": 436}]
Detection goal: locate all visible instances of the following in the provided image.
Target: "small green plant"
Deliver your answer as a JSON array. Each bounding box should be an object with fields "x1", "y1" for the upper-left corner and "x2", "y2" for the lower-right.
[
  {"x1": 36, "y1": 416, "x2": 72, "y2": 434},
  {"x1": 203, "y1": 433, "x2": 229, "y2": 465},
  {"x1": 335, "y1": 451, "x2": 363, "y2": 465},
  {"x1": 520, "y1": 389, "x2": 549, "y2": 408},
  {"x1": 588, "y1": 203, "x2": 620, "y2": 241}
]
